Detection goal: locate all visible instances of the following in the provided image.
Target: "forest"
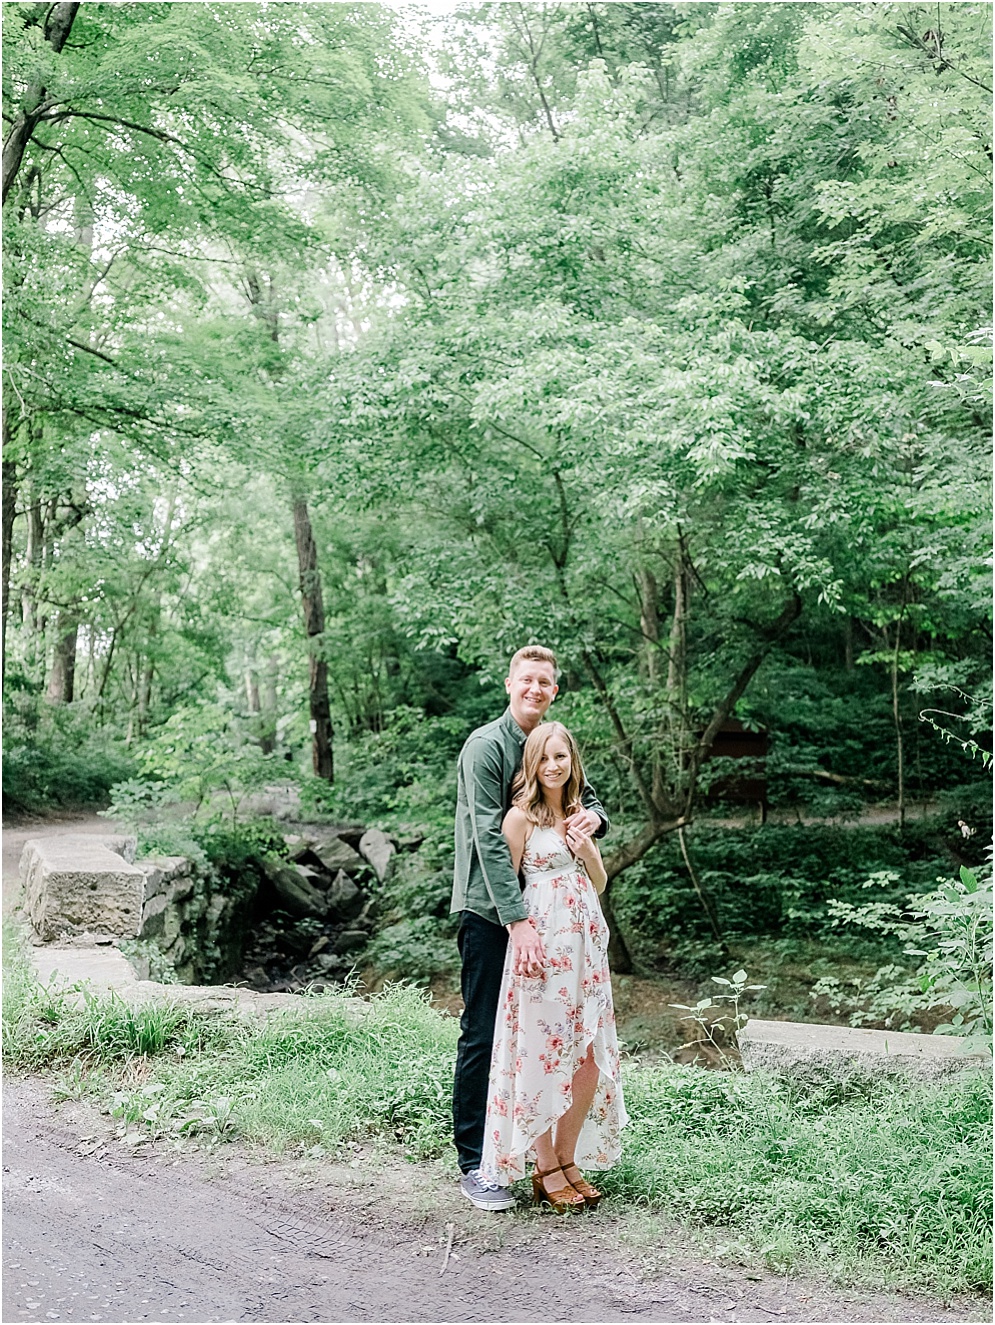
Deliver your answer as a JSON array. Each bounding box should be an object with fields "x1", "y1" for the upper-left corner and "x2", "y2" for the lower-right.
[{"x1": 3, "y1": 1, "x2": 992, "y2": 1034}]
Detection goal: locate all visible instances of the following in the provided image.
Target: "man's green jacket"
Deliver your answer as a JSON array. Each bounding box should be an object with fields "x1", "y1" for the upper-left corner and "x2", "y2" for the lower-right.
[{"x1": 450, "y1": 708, "x2": 609, "y2": 928}]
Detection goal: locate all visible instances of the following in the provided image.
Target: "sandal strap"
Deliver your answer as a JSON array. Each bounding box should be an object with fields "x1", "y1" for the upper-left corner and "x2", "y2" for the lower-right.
[{"x1": 532, "y1": 1164, "x2": 566, "y2": 1180}]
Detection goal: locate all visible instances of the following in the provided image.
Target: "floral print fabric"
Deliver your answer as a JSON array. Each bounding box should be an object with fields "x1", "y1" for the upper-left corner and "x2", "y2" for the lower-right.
[{"x1": 480, "y1": 824, "x2": 628, "y2": 1185}]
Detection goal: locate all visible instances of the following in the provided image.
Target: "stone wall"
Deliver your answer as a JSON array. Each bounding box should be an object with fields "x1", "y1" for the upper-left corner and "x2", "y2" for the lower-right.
[
  {"x1": 19, "y1": 825, "x2": 402, "y2": 989},
  {"x1": 19, "y1": 835, "x2": 251, "y2": 986}
]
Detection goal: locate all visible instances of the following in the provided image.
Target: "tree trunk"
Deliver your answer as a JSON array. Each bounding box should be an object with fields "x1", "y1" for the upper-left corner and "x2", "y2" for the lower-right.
[
  {"x1": 1, "y1": 442, "x2": 16, "y2": 683},
  {"x1": 2, "y1": 2, "x2": 80, "y2": 204},
  {"x1": 136, "y1": 655, "x2": 154, "y2": 738},
  {"x1": 46, "y1": 615, "x2": 78, "y2": 703},
  {"x1": 20, "y1": 471, "x2": 46, "y2": 681},
  {"x1": 245, "y1": 668, "x2": 261, "y2": 714},
  {"x1": 293, "y1": 497, "x2": 334, "y2": 781},
  {"x1": 665, "y1": 552, "x2": 689, "y2": 797},
  {"x1": 891, "y1": 619, "x2": 905, "y2": 829},
  {"x1": 260, "y1": 654, "x2": 278, "y2": 755},
  {"x1": 598, "y1": 886, "x2": 633, "y2": 975}
]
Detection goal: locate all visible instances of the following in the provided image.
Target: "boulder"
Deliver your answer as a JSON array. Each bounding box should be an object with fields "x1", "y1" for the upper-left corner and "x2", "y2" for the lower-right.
[
  {"x1": 313, "y1": 837, "x2": 366, "y2": 876},
  {"x1": 394, "y1": 831, "x2": 425, "y2": 852},
  {"x1": 738, "y1": 1018, "x2": 987, "y2": 1082},
  {"x1": 260, "y1": 859, "x2": 327, "y2": 918},
  {"x1": 326, "y1": 870, "x2": 365, "y2": 923},
  {"x1": 21, "y1": 837, "x2": 146, "y2": 941},
  {"x1": 358, "y1": 828, "x2": 396, "y2": 884},
  {"x1": 333, "y1": 928, "x2": 368, "y2": 955},
  {"x1": 140, "y1": 892, "x2": 170, "y2": 940},
  {"x1": 294, "y1": 863, "x2": 327, "y2": 889}
]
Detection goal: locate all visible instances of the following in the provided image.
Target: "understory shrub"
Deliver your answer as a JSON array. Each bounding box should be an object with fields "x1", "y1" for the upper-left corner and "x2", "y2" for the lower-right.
[
  {"x1": 2, "y1": 700, "x2": 136, "y2": 815},
  {"x1": 811, "y1": 864, "x2": 993, "y2": 1040},
  {"x1": 613, "y1": 801, "x2": 992, "y2": 977}
]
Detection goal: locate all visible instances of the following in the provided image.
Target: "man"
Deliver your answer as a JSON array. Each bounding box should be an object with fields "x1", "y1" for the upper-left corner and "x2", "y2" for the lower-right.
[{"x1": 451, "y1": 645, "x2": 609, "y2": 1210}]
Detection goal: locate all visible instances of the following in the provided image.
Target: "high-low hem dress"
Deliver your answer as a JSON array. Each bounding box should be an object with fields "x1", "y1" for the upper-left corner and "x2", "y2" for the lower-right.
[{"x1": 480, "y1": 823, "x2": 628, "y2": 1186}]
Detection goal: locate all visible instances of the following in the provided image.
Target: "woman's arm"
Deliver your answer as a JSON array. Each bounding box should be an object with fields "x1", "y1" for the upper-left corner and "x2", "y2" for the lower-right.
[
  {"x1": 567, "y1": 823, "x2": 608, "y2": 894},
  {"x1": 501, "y1": 805, "x2": 530, "y2": 875}
]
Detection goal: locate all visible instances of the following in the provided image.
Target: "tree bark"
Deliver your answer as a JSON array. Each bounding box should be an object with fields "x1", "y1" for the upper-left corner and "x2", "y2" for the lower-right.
[
  {"x1": 891, "y1": 617, "x2": 905, "y2": 829},
  {"x1": 45, "y1": 615, "x2": 78, "y2": 702},
  {"x1": 2, "y1": 2, "x2": 80, "y2": 205},
  {"x1": 293, "y1": 497, "x2": 334, "y2": 782},
  {"x1": 260, "y1": 654, "x2": 278, "y2": 755},
  {"x1": 665, "y1": 550, "x2": 689, "y2": 799},
  {"x1": 245, "y1": 668, "x2": 261, "y2": 714},
  {"x1": 1, "y1": 413, "x2": 16, "y2": 681}
]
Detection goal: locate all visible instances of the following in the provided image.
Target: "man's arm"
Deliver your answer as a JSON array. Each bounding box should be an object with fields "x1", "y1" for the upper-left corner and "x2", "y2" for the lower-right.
[{"x1": 462, "y1": 737, "x2": 529, "y2": 927}]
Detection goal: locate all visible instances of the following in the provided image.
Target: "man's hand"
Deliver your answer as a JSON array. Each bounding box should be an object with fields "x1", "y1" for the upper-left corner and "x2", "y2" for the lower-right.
[
  {"x1": 508, "y1": 917, "x2": 546, "y2": 977},
  {"x1": 563, "y1": 805, "x2": 600, "y2": 842}
]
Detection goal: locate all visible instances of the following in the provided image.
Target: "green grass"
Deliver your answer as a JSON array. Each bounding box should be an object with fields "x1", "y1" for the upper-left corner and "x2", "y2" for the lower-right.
[
  {"x1": 3, "y1": 927, "x2": 990, "y2": 1295},
  {"x1": 610, "y1": 1061, "x2": 992, "y2": 1294}
]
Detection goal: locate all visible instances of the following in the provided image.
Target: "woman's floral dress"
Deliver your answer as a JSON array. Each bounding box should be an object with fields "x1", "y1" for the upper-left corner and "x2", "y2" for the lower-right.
[{"x1": 480, "y1": 823, "x2": 628, "y2": 1186}]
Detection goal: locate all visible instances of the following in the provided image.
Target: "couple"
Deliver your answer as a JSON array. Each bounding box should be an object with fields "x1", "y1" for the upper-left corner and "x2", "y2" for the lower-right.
[{"x1": 451, "y1": 645, "x2": 627, "y2": 1213}]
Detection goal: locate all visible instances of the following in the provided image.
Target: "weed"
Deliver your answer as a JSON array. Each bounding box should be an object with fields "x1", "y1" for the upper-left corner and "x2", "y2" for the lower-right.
[{"x1": 670, "y1": 967, "x2": 767, "y2": 1062}]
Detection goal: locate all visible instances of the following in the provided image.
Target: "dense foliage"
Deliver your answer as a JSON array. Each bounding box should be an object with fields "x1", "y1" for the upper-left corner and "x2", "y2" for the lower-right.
[{"x1": 3, "y1": 4, "x2": 991, "y2": 981}]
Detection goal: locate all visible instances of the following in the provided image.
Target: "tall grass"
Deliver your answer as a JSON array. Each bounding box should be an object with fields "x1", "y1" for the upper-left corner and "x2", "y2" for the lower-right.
[
  {"x1": 613, "y1": 1061, "x2": 992, "y2": 1292},
  {"x1": 4, "y1": 928, "x2": 990, "y2": 1294}
]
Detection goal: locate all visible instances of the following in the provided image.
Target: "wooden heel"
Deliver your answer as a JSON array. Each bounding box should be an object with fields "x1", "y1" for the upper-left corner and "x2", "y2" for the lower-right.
[{"x1": 530, "y1": 1165, "x2": 586, "y2": 1213}]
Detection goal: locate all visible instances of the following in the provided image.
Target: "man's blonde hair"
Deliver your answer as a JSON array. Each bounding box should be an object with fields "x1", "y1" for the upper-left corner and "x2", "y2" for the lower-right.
[{"x1": 508, "y1": 645, "x2": 558, "y2": 678}]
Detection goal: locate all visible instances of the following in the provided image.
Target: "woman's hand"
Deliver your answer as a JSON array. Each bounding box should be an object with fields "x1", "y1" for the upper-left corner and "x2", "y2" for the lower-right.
[
  {"x1": 564, "y1": 821, "x2": 596, "y2": 862},
  {"x1": 564, "y1": 816, "x2": 608, "y2": 893}
]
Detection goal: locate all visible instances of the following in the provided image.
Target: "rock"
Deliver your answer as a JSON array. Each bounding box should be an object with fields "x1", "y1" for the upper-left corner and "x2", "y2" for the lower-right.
[
  {"x1": 738, "y1": 1018, "x2": 988, "y2": 1083},
  {"x1": 234, "y1": 783, "x2": 302, "y2": 820},
  {"x1": 314, "y1": 952, "x2": 345, "y2": 973},
  {"x1": 313, "y1": 837, "x2": 366, "y2": 876},
  {"x1": 394, "y1": 831, "x2": 425, "y2": 852},
  {"x1": 327, "y1": 870, "x2": 365, "y2": 922},
  {"x1": 333, "y1": 928, "x2": 368, "y2": 955},
  {"x1": 260, "y1": 859, "x2": 327, "y2": 918},
  {"x1": 31, "y1": 946, "x2": 139, "y2": 994},
  {"x1": 21, "y1": 837, "x2": 146, "y2": 941},
  {"x1": 294, "y1": 863, "x2": 326, "y2": 889},
  {"x1": 166, "y1": 876, "x2": 195, "y2": 905},
  {"x1": 358, "y1": 829, "x2": 395, "y2": 884},
  {"x1": 354, "y1": 897, "x2": 378, "y2": 929},
  {"x1": 140, "y1": 893, "x2": 169, "y2": 940}
]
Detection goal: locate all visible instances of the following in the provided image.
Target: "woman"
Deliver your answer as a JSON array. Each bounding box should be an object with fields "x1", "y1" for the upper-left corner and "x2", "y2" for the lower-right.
[{"x1": 480, "y1": 721, "x2": 627, "y2": 1211}]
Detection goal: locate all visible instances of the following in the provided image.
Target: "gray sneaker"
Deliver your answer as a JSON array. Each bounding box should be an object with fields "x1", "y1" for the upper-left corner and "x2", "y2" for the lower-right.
[{"x1": 459, "y1": 1168, "x2": 516, "y2": 1211}]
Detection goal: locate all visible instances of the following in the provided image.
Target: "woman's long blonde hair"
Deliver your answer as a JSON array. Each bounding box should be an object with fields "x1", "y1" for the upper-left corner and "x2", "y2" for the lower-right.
[{"x1": 511, "y1": 721, "x2": 586, "y2": 827}]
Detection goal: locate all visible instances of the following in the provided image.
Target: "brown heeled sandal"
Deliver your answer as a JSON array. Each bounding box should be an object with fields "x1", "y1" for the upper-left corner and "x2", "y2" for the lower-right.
[
  {"x1": 530, "y1": 1165, "x2": 586, "y2": 1214},
  {"x1": 559, "y1": 1161, "x2": 603, "y2": 1209}
]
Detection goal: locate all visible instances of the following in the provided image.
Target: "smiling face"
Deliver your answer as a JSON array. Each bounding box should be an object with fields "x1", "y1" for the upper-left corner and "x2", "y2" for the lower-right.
[
  {"x1": 537, "y1": 731, "x2": 572, "y2": 795},
  {"x1": 505, "y1": 656, "x2": 558, "y2": 732}
]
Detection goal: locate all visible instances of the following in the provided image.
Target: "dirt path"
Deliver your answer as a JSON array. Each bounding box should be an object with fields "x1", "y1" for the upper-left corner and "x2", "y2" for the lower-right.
[{"x1": 2, "y1": 1079, "x2": 986, "y2": 1325}]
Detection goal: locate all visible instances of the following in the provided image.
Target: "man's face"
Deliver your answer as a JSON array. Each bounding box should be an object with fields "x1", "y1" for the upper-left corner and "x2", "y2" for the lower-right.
[{"x1": 505, "y1": 658, "x2": 558, "y2": 731}]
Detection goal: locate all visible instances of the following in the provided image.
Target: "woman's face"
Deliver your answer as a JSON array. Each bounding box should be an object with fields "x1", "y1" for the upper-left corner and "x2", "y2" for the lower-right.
[{"x1": 537, "y1": 733, "x2": 572, "y2": 794}]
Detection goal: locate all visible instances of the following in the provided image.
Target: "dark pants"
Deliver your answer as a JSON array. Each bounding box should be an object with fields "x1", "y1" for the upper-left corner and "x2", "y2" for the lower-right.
[{"x1": 452, "y1": 910, "x2": 509, "y2": 1174}]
